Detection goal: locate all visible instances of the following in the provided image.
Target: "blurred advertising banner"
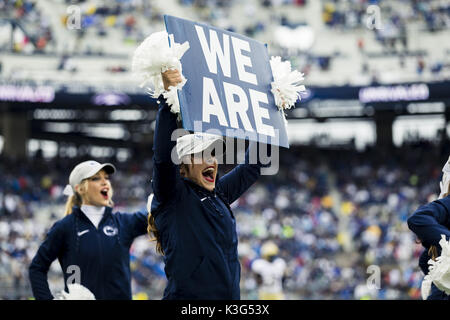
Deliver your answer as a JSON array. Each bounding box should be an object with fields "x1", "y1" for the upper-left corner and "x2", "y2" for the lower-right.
[
  {"x1": 0, "y1": 84, "x2": 55, "y2": 103},
  {"x1": 164, "y1": 15, "x2": 289, "y2": 148}
]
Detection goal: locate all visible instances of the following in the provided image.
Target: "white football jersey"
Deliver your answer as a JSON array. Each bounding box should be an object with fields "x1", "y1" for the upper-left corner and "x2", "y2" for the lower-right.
[{"x1": 251, "y1": 258, "x2": 286, "y2": 293}]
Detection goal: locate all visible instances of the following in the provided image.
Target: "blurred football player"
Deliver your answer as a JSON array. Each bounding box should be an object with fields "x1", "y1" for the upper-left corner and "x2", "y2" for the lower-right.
[{"x1": 251, "y1": 241, "x2": 287, "y2": 300}]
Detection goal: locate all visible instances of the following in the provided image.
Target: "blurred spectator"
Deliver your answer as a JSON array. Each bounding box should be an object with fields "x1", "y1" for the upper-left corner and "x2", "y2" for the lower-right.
[
  {"x1": 318, "y1": 56, "x2": 331, "y2": 71},
  {"x1": 417, "y1": 56, "x2": 425, "y2": 75},
  {"x1": 57, "y1": 54, "x2": 77, "y2": 72},
  {"x1": 431, "y1": 62, "x2": 443, "y2": 75},
  {"x1": 357, "y1": 38, "x2": 365, "y2": 54}
]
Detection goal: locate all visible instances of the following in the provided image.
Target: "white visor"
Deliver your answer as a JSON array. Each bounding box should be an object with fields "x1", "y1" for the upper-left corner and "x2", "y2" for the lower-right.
[{"x1": 176, "y1": 132, "x2": 225, "y2": 161}]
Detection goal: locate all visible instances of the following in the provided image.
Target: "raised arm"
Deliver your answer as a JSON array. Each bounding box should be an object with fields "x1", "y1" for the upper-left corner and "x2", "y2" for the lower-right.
[
  {"x1": 151, "y1": 70, "x2": 182, "y2": 204},
  {"x1": 28, "y1": 221, "x2": 64, "y2": 300},
  {"x1": 217, "y1": 141, "x2": 272, "y2": 204},
  {"x1": 407, "y1": 199, "x2": 450, "y2": 248}
]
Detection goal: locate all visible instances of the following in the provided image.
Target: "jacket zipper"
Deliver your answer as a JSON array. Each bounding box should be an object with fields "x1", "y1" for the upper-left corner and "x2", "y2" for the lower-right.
[{"x1": 97, "y1": 221, "x2": 105, "y2": 299}]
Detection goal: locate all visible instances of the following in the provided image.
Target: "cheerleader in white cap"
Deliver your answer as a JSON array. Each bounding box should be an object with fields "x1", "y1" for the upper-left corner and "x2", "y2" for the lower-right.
[
  {"x1": 132, "y1": 31, "x2": 306, "y2": 300},
  {"x1": 29, "y1": 160, "x2": 149, "y2": 300}
]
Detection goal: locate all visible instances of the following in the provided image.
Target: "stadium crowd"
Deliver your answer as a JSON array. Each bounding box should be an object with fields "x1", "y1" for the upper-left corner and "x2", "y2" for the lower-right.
[
  {"x1": 322, "y1": 0, "x2": 450, "y2": 32},
  {"x1": 2, "y1": 0, "x2": 449, "y2": 86},
  {"x1": 1, "y1": 0, "x2": 54, "y2": 52},
  {"x1": 1, "y1": 139, "x2": 448, "y2": 299}
]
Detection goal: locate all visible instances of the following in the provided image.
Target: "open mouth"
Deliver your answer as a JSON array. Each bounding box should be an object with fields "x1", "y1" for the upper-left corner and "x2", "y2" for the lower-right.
[
  {"x1": 100, "y1": 188, "x2": 109, "y2": 200},
  {"x1": 202, "y1": 166, "x2": 215, "y2": 183}
]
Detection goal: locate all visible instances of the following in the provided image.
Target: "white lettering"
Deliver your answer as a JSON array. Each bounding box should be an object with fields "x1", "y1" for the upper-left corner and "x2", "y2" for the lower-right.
[
  {"x1": 223, "y1": 81, "x2": 254, "y2": 132},
  {"x1": 231, "y1": 37, "x2": 257, "y2": 85},
  {"x1": 195, "y1": 25, "x2": 231, "y2": 77},
  {"x1": 202, "y1": 77, "x2": 229, "y2": 126},
  {"x1": 249, "y1": 89, "x2": 275, "y2": 137}
]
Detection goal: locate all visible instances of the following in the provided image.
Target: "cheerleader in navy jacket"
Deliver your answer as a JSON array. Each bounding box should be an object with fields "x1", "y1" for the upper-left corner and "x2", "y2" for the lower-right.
[
  {"x1": 408, "y1": 157, "x2": 450, "y2": 300},
  {"x1": 147, "y1": 70, "x2": 271, "y2": 300},
  {"x1": 29, "y1": 161, "x2": 148, "y2": 300}
]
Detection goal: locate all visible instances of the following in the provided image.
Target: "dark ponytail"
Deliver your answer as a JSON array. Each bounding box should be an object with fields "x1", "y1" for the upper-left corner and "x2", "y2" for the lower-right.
[
  {"x1": 429, "y1": 245, "x2": 438, "y2": 261},
  {"x1": 147, "y1": 213, "x2": 164, "y2": 255}
]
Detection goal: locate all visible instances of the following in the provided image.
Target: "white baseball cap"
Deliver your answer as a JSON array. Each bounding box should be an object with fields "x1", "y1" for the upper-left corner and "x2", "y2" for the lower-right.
[
  {"x1": 63, "y1": 160, "x2": 116, "y2": 196},
  {"x1": 176, "y1": 132, "x2": 225, "y2": 161}
]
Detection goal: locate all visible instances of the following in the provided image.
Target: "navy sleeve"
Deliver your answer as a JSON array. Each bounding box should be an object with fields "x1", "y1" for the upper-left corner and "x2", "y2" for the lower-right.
[
  {"x1": 217, "y1": 142, "x2": 270, "y2": 204},
  {"x1": 28, "y1": 221, "x2": 65, "y2": 300},
  {"x1": 151, "y1": 97, "x2": 180, "y2": 205},
  {"x1": 407, "y1": 200, "x2": 450, "y2": 248},
  {"x1": 118, "y1": 210, "x2": 149, "y2": 239}
]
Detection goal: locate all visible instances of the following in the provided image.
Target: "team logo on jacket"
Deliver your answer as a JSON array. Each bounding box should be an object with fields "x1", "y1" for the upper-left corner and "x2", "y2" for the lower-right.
[{"x1": 103, "y1": 225, "x2": 118, "y2": 237}]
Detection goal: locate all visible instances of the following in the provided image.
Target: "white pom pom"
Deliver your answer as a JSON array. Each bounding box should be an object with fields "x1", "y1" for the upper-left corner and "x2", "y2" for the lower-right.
[
  {"x1": 55, "y1": 283, "x2": 96, "y2": 300},
  {"x1": 131, "y1": 31, "x2": 190, "y2": 116},
  {"x1": 270, "y1": 56, "x2": 306, "y2": 111},
  {"x1": 424, "y1": 235, "x2": 450, "y2": 298}
]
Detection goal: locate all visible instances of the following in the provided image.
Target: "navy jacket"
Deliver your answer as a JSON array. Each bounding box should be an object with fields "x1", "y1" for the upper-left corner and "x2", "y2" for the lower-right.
[
  {"x1": 408, "y1": 196, "x2": 450, "y2": 300},
  {"x1": 29, "y1": 206, "x2": 148, "y2": 300},
  {"x1": 151, "y1": 98, "x2": 268, "y2": 300}
]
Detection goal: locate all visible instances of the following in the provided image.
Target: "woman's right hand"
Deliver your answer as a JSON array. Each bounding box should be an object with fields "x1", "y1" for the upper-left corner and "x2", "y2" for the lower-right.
[{"x1": 162, "y1": 69, "x2": 182, "y2": 91}]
